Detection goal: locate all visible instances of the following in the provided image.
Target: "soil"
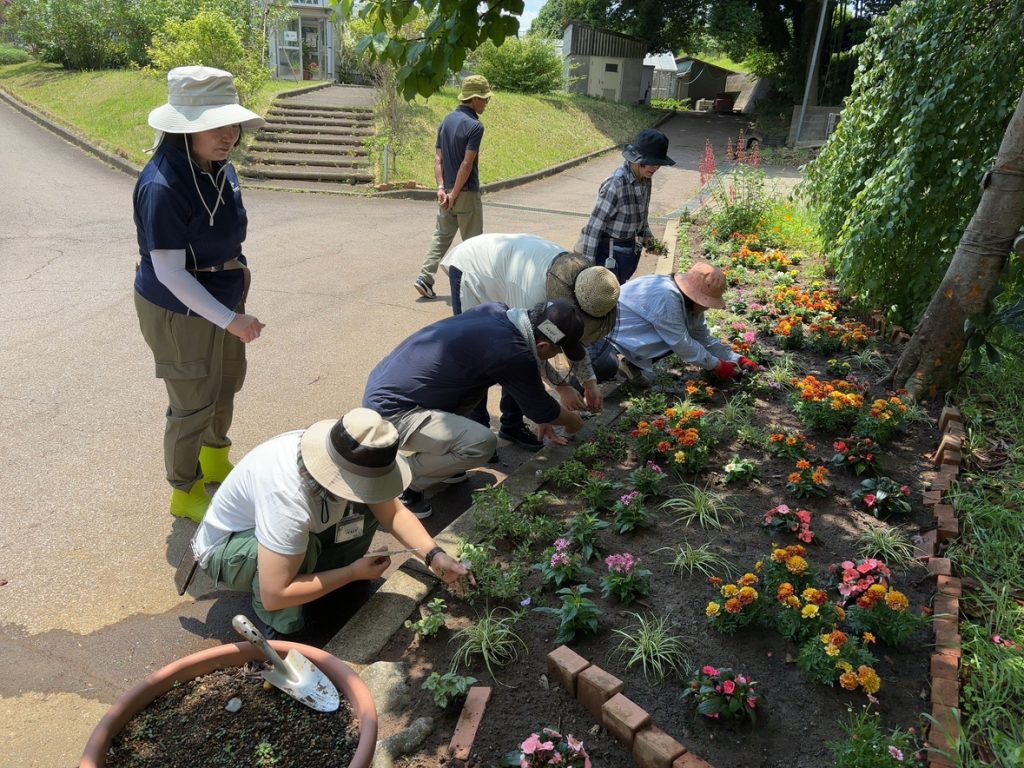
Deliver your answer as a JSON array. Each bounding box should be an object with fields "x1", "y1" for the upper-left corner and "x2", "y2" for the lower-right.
[
  {"x1": 378, "y1": 343, "x2": 939, "y2": 768},
  {"x1": 105, "y1": 664, "x2": 360, "y2": 768}
]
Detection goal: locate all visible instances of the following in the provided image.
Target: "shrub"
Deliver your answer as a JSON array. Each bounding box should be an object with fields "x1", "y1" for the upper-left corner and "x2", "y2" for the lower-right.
[
  {"x1": 147, "y1": 8, "x2": 268, "y2": 106},
  {"x1": 650, "y1": 97, "x2": 690, "y2": 111},
  {"x1": 829, "y1": 706, "x2": 922, "y2": 768},
  {"x1": 473, "y1": 35, "x2": 563, "y2": 94},
  {"x1": 0, "y1": 45, "x2": 30, "y2": 65}
]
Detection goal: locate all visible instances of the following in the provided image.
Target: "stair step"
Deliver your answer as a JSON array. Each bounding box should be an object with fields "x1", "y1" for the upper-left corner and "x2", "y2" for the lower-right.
[
  {"x1": 264, "y1": 114, "x2": 371, "y2": 128},
  {"x1": 239, "y1": 164, "x2": 374, "y2": 183},
  {"x1": 252, "y1": 132, "x2": 368, "y2": 147},
  {"x1": 259, "y1": 123, "x2": 375, "y2": 137},
  {"x1": 246, "y1": 152, "x2": 370, "y2": 168},
  {"x1": 249, "y1": 141, "x2": 369, "y2": 156},
  {"x1": 269, "y1": 106, "x2": 374, "y2": 121},
  {"x1": 272, "y1": 101, "x2": 373, "y2": 115}
]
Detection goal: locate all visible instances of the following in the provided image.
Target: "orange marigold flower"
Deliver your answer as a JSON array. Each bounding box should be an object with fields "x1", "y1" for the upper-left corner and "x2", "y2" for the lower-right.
[
  {"x1": 738, "y1": 586, "x2": 758, "y2": 605},
  {"x1": 796, "y1": 459, "x2": 811, "y2": 470},
  {"x1": 839, "y1": 671, "x2": 860, "y2": 691},
  {"x1": 786, "y1": 555, "x2": 808, "y2": 575},
  {"x1": 811, "y1": 467, "x2": 829, "y2": 485},
  {"x1": 724, "y1": 598, "x2": 743, "y2": 614},
  {"x1": 829, "y1": 630, "x2": 848, "y2": 648},
  {"x1": 786, "y1": 436, "x2": 798, "y2": 446},
  {"x1": 777, "y1": 583, "x2": 795, "y2": 599},
  {"x1": 707, "y1": 576, "x2": 724, "y2": 585},
  {"x1": 739, "y1": 572, "x2": 759, "y2": 586},
  {"x1": 657, "y1": 440, "x2": 672, "y2": 452},
  {"x1": 862, "y1": 632, "x2": 876, "y2": 644},
  {"x1": 788, "y1": 472, "x2": 802, "y2": 484},
  {"x1": 772, "y1": 548, "x2": 788, "y2": 563},
  {"x1": 770, "y1": 433, "x2": 784, "y2": 443},
  {"x1": 884, "y1": 590, "x2": 909, "y2": 611},
  {"x1": 665, "y1": 407, "x2": 678, "y2": 418},
  {"x1": 857, "y1": 665, "x2": 881, "y2": 694},
  {"x1": 834, "y1": 606, "x2": 847, "y2": 621}
]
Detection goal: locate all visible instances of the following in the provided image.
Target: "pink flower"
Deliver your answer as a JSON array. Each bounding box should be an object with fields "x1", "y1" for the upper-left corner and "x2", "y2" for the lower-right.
[
  {"x1": 744, "y1": 331, "x2": 756, "y2": 344},
  {"x1": 554, "y1": 538, "x2": 571, "y2": 551},
  {"x1": 841, "y1": 560, "x2": 855, "y2": 570},
  {"x1": 799, "y1": 529, "x2": 814, "y2": 543},
  {"x1": 722, "y1": 680, "x2": 736, "y2": 695},
  {"x1": 566, "y1": 734, "x2": 585, "y2": 753},
  {"x1": 747, "y1": 697, "x2": 758, "y2": 708},
  {"x1": 796, "y1": 509, "x2": 811, "y2": 523},
  {"x1": 701, "y1": 665, "x2": 719, "y2": 676},
  {"x1": 550, "y1": 754, "x2": 563, "y2": 764},
  {"x1": 736, "y1": 675, "x2": 747, "y2": 684},
  {"x1": 863, "y1": 493, "x2": 877, "y2": 507},
  {"x1": 888, "y1": 745, "x2": 904, "y2": 761},
  {"x1": 901, "y1": 485, "x2": 910, "y2": 496},
  {"x1": 521, "y1": 734, "x2": 544, "y2": 755}
]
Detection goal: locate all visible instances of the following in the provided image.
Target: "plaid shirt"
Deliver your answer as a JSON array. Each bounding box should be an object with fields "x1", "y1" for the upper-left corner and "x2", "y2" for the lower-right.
[{"x1": 579, "y1": 161, "x2": 654, "y2": 260}]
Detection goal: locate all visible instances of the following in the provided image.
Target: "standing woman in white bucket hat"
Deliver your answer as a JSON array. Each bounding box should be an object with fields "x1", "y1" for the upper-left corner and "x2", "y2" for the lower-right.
[{"x1": 133, "y1": 66, "x2": 266, "y2": 523}]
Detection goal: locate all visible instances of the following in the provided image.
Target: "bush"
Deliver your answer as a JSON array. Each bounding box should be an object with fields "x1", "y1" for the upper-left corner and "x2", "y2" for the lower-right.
[
  {"x1": 650, "y1": 97, "x2": 690, "y2": 111},
  {"x1": 147, "y1": 8, "x2": 268, "y2": 107},
  {"x1": 473, "y1": 35, "x2": 563, "y2": 94},
  {"x1": 0, "y1": 45, "x2": 29, "y2": 65}
]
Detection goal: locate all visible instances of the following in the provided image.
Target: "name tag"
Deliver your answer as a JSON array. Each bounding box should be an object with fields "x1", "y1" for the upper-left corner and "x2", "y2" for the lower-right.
[{"x1": 334, "y1": 506, "x2": 365, "y2": 544}]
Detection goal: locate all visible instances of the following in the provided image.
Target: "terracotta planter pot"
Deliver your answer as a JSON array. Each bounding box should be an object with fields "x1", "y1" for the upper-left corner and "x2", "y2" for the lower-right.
[{"x1": 80, "y1": 641, "x2": 377, "y2": 768}]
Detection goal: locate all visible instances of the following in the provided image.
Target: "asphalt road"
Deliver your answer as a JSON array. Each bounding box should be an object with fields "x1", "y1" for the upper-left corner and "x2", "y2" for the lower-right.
[{"x1": 0, "y1": 95, "x2": 792, "y2": 766}]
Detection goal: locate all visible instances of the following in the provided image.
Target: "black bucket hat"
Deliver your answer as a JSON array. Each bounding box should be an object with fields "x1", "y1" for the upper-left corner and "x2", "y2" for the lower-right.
[{"x1": 622, "y1": 129, "x2": 676, "y2": 166}]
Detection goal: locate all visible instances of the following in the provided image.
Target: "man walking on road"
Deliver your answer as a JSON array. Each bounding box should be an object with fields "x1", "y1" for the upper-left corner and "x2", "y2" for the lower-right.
[{"x1": 414, "y1": 75, "x2": 493, "y2": 299}]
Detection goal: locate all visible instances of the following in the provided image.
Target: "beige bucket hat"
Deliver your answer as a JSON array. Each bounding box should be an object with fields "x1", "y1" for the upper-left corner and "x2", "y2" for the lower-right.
[
  {"x1": 148, "y1": 66, "x2": 265, "y2": 134},
  {"x1": 674, "y1": 262, "x2": 727, "y2": 310},
  {"x1": 458, "y1": 74, "x2": 494, "y2": 102},
  {"x1": 546, "y1": 252, "x2": 620, "y2": 343},
  {"x1": 300, "y1": 408, "x2": 412, "y2": 504}
]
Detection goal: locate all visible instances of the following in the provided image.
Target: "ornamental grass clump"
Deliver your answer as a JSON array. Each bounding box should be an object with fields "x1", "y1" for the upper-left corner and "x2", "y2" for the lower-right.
[
  {"x1": 600, "y1": 552, "x2": 652, "y2": 603},
  {"x1": 660, "y1": 483, "x2": 738, "y2": 530},
  {"x1": 773, "y1": 583, "x2": 847, "y2": 643},
  {"x1": 762, "y1": 504, "x2": 816, "y2": 543},
  {"x1": 831, "y1": 436, "x2": 881, "y2": 476},
  {"x1": 663, "y1": 542, "x2": 735, "y2": 580},
  {"x1": 533, "y1": 585, "x2": 603, "y2": 644},
  {"x1": 846, "y1": 586, "x2": 927, "y2": 647},
  {"x1": 796, "y1": 629, "x2": 880, "y2": 693},
  {"x1": 450, "y1": 608, "x2": 527, "y2": 682},
  {"x1": 501, "y1": 727, "x2": 591, "y2": 768},
  {"x1": 612, "y1": 490, "x2": 654, "y2": 533},
  {"x1": 683, "y1": 665, "x2": 764, "y2": 724},
  {"x1": 855, "y1": 527, "x2": 918, "y2": 572},
  {"x1": 852, "y1": 477, "x2": 912, "y2": 517},
  {"x1": 612, "y1": 613, "x2": 690, "y2": 682},
  {"x1": 535, "y1": 538, "x2": 591, "y2": 588},
  {"x1": 790, "y1": 375, "x2": 866, "y2": 432},
  {"x1": 786, "y1": 460, "x2": 831, "y2": 498},
  {"x1": 705, "y1": 572, "x2": 763, "y2": 633}
]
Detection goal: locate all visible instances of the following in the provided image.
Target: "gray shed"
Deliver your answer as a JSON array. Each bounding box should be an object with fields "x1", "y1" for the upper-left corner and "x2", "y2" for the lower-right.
[{"x1": 562, "y1": 21, "x2": 649, "y2": 105}]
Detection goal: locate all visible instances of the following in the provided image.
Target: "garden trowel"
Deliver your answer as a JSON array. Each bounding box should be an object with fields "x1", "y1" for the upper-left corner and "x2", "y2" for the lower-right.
[{"x1": 232, "y1": 615, "x2": 340, "y2": 712}]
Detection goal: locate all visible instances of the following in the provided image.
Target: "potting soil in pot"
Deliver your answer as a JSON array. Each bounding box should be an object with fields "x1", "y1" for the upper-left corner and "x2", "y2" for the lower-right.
[{"x1": 105, "y1": 663, "x2": 360, "y2": 768}]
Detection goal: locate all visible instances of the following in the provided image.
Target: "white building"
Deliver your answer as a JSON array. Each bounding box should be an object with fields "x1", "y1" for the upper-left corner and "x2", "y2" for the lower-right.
[{"x1": 267, "y1": 0, "x2": 336, "y2": 82}]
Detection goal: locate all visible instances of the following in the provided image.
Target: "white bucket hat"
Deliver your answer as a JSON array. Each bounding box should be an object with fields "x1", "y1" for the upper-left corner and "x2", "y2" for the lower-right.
[
  {"x1": 148, "y1": 66, "x2": 265, "y2": 134},
  {"x1": 300, "y1": 408, "x2": 412, "y2": 504}
]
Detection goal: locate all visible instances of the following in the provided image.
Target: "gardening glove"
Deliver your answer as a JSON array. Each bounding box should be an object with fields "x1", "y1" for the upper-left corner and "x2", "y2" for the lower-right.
[
  {"x1": 738, "y1": 356, "x2": 761, "y2": 371},
  {"x1": 712, "y1": 359, "x2": 739, "y2": 381}
]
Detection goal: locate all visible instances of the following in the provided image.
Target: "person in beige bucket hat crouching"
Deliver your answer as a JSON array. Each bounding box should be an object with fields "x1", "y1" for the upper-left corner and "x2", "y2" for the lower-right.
[
  {"x1": 190, "y1": 408, "x2": 472, "y2": 637},
  {"x1": 439, "y1": 233, "x2": 619, "y2": 451},
  {"x1": 587, "y1": 262, "x2": 761, "y2": 387}
]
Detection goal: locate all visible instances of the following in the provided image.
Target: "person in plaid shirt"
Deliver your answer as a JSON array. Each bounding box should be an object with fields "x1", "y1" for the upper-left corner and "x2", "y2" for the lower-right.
[{"x1": 577, "y1": 129, "x2": 675, "y2": 283}]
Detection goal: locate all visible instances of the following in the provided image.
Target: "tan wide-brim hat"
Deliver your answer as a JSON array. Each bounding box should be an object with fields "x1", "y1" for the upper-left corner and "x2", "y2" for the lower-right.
[
  {"x1": 675, "y1": 262, "x2": 727, "y2": 310},
  {"x1": 546, "y1": 253, "x2": 620, "y2": 343},
  {"x1": 457, "y1": 74, "x2": 494, "y2": 101},
  {"x1": 300, "y1": 408, "x2": 412, "y2": 504},
  {"x1": 148, "y1": 66, "x2": 265, "y2": 134}
]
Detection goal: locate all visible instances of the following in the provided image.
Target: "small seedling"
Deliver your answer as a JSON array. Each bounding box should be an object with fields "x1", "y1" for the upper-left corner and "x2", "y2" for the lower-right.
[
  {"x1": 613, "y1": 613, "x2": 690, "y2": 682},
  {"x1": 542, "y1": 459, "x2": 590, "y2": 489},
  {"x1": 723, "y1": 455, "x2": 759, "y2": 484},
  {"x1": 422, "y1": 671, "x2": 478, "y2": 708},
  {"x1": 404, "y1": 597, "x2": 447, "y2": 638},
  {"x1": 566, "y1": 511, "x2": 610, "y2": 561},
  {"x1": 533, "y1": 585, "x2": 603, "y2": 644}
]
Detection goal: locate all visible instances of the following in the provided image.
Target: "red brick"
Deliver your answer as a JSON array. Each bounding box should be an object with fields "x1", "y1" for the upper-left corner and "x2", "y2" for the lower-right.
[
  {"x1": 674, "y1": 753, "x2": 715, "y2": 768},
  {"x1": 602, "y1": 693, "x2": 651, "y2": 746},
  {"x1": 936, "y1": 514, "x2": 959, "y2": 542},
  {"x1": 932, "y1": 503, "x2": 956, "y2": 519},
  {"x1": 931, "y1": 652, "x2": 959, "y2": 681},
  {"x1": 933, "y1": 434, "x2": 963, "y2": 466},
  {"x1": 577, "y1": 665, "x2": 624, "y2": 720},
  {"x1": 632, "y1": 726, "x2": 686, "y2": 768},
  {"x1": 934, "y1": 594, "x2": 959, "y2": 620},
  {"x1": 928, "y1": 557, "x2": 953, "y2": 576},
  {"x1": 931, "y1": 676, "x2": 959, "y2": 709},
  {"x1": 945, "y1": 421, "x2": 966, "y2": 438},
  {"x1": 929, "y1": 758, "x2": 956, "y2": 768},
  {"x1": 934, "y1": 628, "x2": 962, "y2": 654},
  {"x1": 889, "y1": 325, "x2": 906, "y2": 342},
  {"x1": 936, "y1": 575, "x2": 962, "y2": 597},
  {"x1": 448, "y1": 686, "x2": 492, "y2": 761},
  {"x1": 914, "y1": 530, "x2": 939, "y2": 560},
  {"x1": 927, "y1": 703, "x2": 961, "y2": 765},
  {"x1": 941, "y1": 449, "x2": 962, "y2": 467},
  {"x1": 922, "y1": 489, "x2": 944, "y2": 506},
  {"x1": 931, "y1": 703, "x2": 961, "y2": 742},
  {"x1": 547, "y1": 645, "x2": 591, "y2": 696},
  {"x1": 938, "y1": 405, "x2": 963, "y2": 432},
  {"x1": 935, "y1": 642, "x2": 962, "y2": 659}
]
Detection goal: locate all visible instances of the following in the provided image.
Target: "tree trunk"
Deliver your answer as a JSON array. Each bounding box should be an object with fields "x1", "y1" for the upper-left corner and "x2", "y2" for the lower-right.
[{"x1": 894, "y1": 85, "x2": 1024, "y2": 399}]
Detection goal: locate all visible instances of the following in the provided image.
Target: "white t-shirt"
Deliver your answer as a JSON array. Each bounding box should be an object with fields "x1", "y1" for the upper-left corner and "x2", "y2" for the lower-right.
[
  {"x1": 441, "y1": 233, "x2": 566, "y2": 311},
  {"x1": 192, "y1": 431, "x2": 352, "y2": 568}
]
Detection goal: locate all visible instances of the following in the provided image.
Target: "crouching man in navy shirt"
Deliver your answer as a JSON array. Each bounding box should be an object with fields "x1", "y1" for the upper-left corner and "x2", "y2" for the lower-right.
[{"x1": 363, "y1": 300, "x2": 587, "y2": 516}]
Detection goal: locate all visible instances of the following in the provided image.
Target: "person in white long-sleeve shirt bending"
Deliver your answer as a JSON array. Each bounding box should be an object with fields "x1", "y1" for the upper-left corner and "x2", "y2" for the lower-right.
[{"x1": 588, "y1": 262, "x2": 760, "y2": 388}]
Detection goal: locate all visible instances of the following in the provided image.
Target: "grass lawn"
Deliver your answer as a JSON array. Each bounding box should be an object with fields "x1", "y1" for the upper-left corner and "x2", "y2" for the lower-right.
[
  {"x1": 0, "y1": 62, "x2": 310, "y2": 167},
  {"x1": 388, "y1": 88, "x2": 659, "y2": 186}
]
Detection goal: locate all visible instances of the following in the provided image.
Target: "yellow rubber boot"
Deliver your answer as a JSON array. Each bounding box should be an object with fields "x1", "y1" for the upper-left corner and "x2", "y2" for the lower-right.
[
  {"x1": 199, "y1": 445, "x2": 234, "y2": 485},
  {"x1": 169, "y1": 481, "x2": 210, "y2": 523}
]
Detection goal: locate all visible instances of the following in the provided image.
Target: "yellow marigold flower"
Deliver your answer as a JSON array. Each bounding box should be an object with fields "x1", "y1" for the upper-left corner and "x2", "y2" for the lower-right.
[
  {"x1": 801, "y1": 587, "x2": 818, "y2": 602},
  {"x1": 801, "y1": 604, "x2": 820, "y2": 619},
  {"x1": 755, "y1": 560, "x2": 764, "y2": 571},
  {"x1": 839, "y1": 671, "x2": 860, "y2": 691},
  {"x1": 785, "y1": 595, "x2": 801, "y2": 609},
  {"x1": 835, "y1": 606, "x2": 847, "y2": 621},
  {"x1": 739, "y1": 572, "x2": 759, "y2": 586},
  {"x1": 721, "y1": 584, "x2": 739, "y2": 598},
  {"x1": 863, "y1": 632, "x2": 876, "y2": 644},
  {"x1": 674, "y1": 450, "x2": 687, "y2": 463},
  {"x1": 820, "y1": 634, "x2": 831, "y2": 644},
  {"x1": 786, "y1": 555, "x2": 808, "y2": 575},
  {"x1": 772, "y1": 548, "x2": 788, "y2": 563},
  {"x1": 738, "y1": 586, "x2": 759, "y2": 605},
  {"x1": 706, "y1": 601, "x2": 721, "y2": 617},
  {"x1": 868, "y1": 584, "x2": 887, "y2": 596},
  {"x1": 884, "y1": 590, "x2": 909, "y2": 611},
  {"x1": 857, "y1": 665, "x2": 881, "y2": 694},
  {"x1": 825, "y1": 644, "x2": 841, "y2": 657},
  {"x1": 638, "y1": 421, "x2": 649, "y2": 429},
  {"x1": 837, "y1": 661, "x2": 853, "y2": 673}
]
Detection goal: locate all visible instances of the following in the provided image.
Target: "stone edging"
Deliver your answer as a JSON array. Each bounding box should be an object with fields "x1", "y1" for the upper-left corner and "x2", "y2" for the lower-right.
[{"x1": 547, "y1": 646, "x2": 712, "y2": 768}]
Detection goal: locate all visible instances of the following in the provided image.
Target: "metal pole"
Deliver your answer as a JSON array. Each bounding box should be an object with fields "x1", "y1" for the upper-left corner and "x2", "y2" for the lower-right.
[{"x1": 795, "y1": 0, "x2": 831, "y2": 144}]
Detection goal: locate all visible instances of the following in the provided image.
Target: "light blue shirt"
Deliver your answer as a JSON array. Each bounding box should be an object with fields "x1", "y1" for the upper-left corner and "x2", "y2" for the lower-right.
[{"x1": 609, "y1": 274, "x2": 738, "y2": 371}]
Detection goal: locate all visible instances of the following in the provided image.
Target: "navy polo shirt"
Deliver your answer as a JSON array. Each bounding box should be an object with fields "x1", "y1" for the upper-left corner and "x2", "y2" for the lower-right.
[
  {"x1": 437, "y1": 104, "x2": 484, "y2": 192},
  {"x1": 363, "y1": 303, "x2": 561, "y2": 425},
  {"x1": 133, "y1": 145, "x2": 248, "y2": 315}
]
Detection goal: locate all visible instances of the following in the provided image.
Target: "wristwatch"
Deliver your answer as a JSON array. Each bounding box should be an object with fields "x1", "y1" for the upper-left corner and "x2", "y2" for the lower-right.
[{"x1": 424, "y1": 546, "x2": 445, "y2": 568}]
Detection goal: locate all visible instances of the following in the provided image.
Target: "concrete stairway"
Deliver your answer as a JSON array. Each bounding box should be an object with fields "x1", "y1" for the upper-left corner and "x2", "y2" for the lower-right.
[{"x1": 241, "y1": 98, "x2": 377, "y2": 185}]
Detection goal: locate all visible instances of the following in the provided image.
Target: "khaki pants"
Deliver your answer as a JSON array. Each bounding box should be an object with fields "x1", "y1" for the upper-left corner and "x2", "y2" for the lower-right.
[
  {"x1": 418, "y1": 191, "x2": 483, "y2": 285},
  {"x1": 134, "y1": 291, "x2": 246, "y2": 491},
  {"x1": 390, "y1": 407, "x2": 496, "y2": 491}
]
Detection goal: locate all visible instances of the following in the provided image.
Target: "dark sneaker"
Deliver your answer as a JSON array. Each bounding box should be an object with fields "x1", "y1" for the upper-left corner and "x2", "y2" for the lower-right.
[
  {"x1": 399, "y1": 488, "x2": 433, "y2": 519},
  {"x1": 618, "y1": 358, "x2": 652, "y2": 388},
  {"x1": 498, "y1": 423, "x2": 543, "y2": 452},
  {"x1": 414, "y1": 277, "x2": 436, "y2": 299},
  {"x1": 488, "y1": 451, "x2": 500, "y2": 465},
  {"x1": 442, "y1": 472, "x2": 469, "y2": 484}
]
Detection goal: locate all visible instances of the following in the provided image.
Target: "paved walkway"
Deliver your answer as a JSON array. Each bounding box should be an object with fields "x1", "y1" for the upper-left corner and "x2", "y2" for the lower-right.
[{"x1": 0, "y1": 92, "x2": 800, "y2": 767}]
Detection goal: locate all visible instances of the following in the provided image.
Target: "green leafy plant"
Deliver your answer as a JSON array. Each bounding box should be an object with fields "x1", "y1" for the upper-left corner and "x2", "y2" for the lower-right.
[
  {"x1": 0, "y1": 45, "x2": 30, "y2": 65},
  {"x1": 612, "y1": 613, "x2": 690, "y2": 682},
  {"x1": 723, "y1": 455, "x2": 759, "y2": 484},
  {"x1": 623, "y1": 390, "x2": 669, "y2": 418},
  {"x1": 578, "y1": 473, "x2": 614, "y2": 513},
  {"x1": 450, "y1": 608, "x2": 527, "y2": 682},
  {"x1": 628, "y1": 461, "x2": 668, "y2": 497},
  {"x1": 422, "y1": 671, "x2": 478, "y2": 708},
  {"x1": 662, "y1": 542, "x2": 734, "y2": 580},
  {"x1": 683, "y1": 665, "x2": 764, "y2": 724},
  {"x1": 660, "y1": 483, "x2": 737, "y2": 530},
  {"x1": 534, "y1": 538, "x2": 591, "y2": 588},
  {"x1": 456, "y1": 541, "x2": 524, "y2": 603},
  {"x1": 473, "y1": 35, "x2": 563, "y2": 93},
  {"x1": 600, "y1": 552, "x2": 652, "y2": 603},
  {"x1": 592, "y1": 425, "x2": 628, "y2": 462},
  {"x1": 612, "y1": 490, "x2": 654, "y2": 534},
  {"x1": 831, "y1": 436, "x2": 881, "y2": 476},
  {"x1": 852, "y1": 477, "x2": 912, "y2": 517},
  {"x1": 786, "y1": 461, "x2": 831, "y2": 499},
  {"x1": 566, "y1": 511, "x2": 609, "y2": 562},
  {"x1": 856, "y1": 526, "x2": 918, "y2": 571},
  {"x1": 828, "y1": 705, "x2": 923, "y2": 768},
  {"x1": 542, "y1": 458, "x2": 589, "y2": 489},
  {"x1": 404, "y1": 597, "x2": 447, "y2": 638},
  {"x1": 797, "y1": 630, "x2": 880, "y2": 692},
  {"x1": 533, "y1": 585, "x2": 603, "y2": 644},
  {"x1": 827, "y1": 358, "x2": 853, "y2": 377},
  {"x1": 846, "y1": 586, "x2": 928, "y2": 647},
  {"x1": 572, "y1": 440, "x2": 601, "y2": 464}
]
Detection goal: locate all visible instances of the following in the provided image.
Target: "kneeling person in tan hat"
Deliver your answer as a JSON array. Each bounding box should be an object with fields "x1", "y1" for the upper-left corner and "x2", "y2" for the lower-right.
[
  {"x1": 440, "y1": 233, "x2": 619, "y2": 449},
  {"x1": 588, "y1": 262, "x2": 760, "y2": 387},
  {"x1": 190, "y1": 408, "x2": 471, "y2": 637}
]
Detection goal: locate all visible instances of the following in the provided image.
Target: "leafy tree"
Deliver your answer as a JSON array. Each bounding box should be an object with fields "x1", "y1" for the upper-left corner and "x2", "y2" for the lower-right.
[
  {"x1": 804, "y1": 0, "x2": 1024, "y2": 328},
  {"x1": 529, "y1": 0, "x2": 594, "y2": 38},
  {"x1": 473, "y1": 35, "x2": 563, "y2": 93}
]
